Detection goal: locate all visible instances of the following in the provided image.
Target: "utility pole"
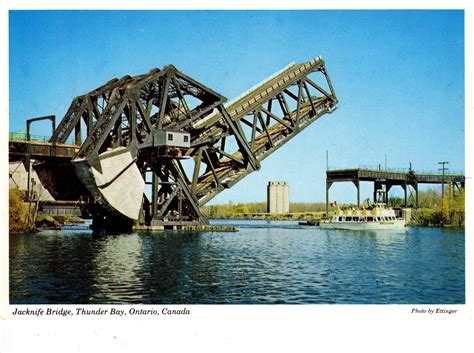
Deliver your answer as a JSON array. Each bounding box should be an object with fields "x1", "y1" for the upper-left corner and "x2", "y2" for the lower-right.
[
  {"x1": 384, "y1": 154, "x2": 387, "y2": 170},
  {"x1": 438, "y1": 161, "x2": 449, "y2": 199}
]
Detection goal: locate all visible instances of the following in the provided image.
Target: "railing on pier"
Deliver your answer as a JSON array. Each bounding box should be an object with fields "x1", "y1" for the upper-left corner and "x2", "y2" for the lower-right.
[{"x1": 327, "y1": 165, "x2": 464, "y2": 176}]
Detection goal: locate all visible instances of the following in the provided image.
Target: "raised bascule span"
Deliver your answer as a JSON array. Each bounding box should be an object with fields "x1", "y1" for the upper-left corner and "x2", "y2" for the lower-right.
[{"x1": 33, "y1": 56, "x2": 338, "y2": 230}]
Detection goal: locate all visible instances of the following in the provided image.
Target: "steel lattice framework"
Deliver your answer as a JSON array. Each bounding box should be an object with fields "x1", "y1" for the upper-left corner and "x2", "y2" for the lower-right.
[{"x1": 43, "y1": 56, "x2": 337, "y2": 229}]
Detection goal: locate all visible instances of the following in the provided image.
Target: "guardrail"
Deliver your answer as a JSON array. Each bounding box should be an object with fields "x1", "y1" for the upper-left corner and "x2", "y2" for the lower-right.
[
  {"x1": 9, "y1": 132, "x2": 75, "y2": 145},
  {"x1": 327, "y1": 165, "x2": 464, "y2": 176}
]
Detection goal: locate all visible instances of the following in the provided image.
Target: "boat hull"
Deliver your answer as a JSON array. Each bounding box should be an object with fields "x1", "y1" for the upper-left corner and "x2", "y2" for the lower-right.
[{"x1": 320, "y1": 220, "x2": 406, "y2": 230}]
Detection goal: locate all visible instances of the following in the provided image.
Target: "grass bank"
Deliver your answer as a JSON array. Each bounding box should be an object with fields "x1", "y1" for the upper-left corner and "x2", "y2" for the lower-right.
[
  {"x1": 201, "y1": 202, "x2": 327, "y2": 221},
  {"x1": 9, "y1": 189, "x2": 36, "y2": 233},
  {"x1": 232, "y1": 211, "x2": 327, "y2": 221}
]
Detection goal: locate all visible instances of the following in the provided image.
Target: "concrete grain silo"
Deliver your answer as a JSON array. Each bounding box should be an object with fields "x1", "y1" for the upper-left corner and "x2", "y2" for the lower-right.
[{"x1": 267, "y1": 182, "x2": 289, "y2": 213}]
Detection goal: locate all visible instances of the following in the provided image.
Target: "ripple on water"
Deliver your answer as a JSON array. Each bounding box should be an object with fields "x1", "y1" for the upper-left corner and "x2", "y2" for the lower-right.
[{"x1": 9, "y1": 222, "x2": 465, "y2": 304}]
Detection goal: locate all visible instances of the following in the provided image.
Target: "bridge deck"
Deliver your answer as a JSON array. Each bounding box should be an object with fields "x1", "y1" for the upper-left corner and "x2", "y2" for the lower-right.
[
  {"x1": 9, "y1": 140, "x2": 79, "y2": 161},
  {"x1": 325, "y1": 168, "x2": 465, "y2": 211},
  {"x1": 194, "y1": 57, "x2": 324, "y2": 131},
  {"x1": 327, "y1": 168, "x2": 465, "y2": 184}
]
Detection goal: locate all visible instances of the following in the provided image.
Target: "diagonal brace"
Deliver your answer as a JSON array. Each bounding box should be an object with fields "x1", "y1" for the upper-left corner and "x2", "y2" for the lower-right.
[{"x1": 218, "y1": 105, "x2": 260, "y2": 171}]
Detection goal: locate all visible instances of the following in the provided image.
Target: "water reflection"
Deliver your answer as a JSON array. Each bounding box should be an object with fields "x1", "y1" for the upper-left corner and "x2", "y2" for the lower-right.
[
  {"x1": 89, "y1": 234, "x2": 145, "y2": 303},
  {"x1": 10, "y1": 221, "x2": 465, "y2": 304},
  {"x1": 140, "y1": 231, "x2": 225, "y2": 304},
  {"x1": 10, "y1": 230, "x2": 96, "y2": 303}
]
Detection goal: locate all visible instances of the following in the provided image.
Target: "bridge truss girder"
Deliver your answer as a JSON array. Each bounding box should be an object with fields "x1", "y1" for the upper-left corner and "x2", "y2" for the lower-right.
[{"x1": 42, "y1": 57, "x2": 337, "y2": 229}]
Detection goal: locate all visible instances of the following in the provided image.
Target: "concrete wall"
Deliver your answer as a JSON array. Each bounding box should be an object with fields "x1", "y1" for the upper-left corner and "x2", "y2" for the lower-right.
[
  {"x1": 74, "y1": 147, "x2": 145, "y2": 220},
  {"x1": 267, "y1": 181, "x2": 289, "y2": 213},
  {"x1": 9, "y1": 161, "x2": 54, "y2": 201},
  {"x1": 281, "y1": 183, "x2": 289, "y2": 213},
  {"x1": 402, "y1": 208, "x2": 412, "y2": 223}
]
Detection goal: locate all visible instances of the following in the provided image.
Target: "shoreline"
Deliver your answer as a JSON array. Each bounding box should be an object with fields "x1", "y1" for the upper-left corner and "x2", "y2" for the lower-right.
[{"x1": 210, "y1": 211, "x2": 464, "y2": 229}]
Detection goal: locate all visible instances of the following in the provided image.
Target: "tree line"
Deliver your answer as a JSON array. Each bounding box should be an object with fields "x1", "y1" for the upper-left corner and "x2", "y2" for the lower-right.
[
  {"x1": 201, "y1": 201, "x2": 327, "y2": 218},
  {"x1": 201, "y1": 189, "x2": 465, "y2": 227}
]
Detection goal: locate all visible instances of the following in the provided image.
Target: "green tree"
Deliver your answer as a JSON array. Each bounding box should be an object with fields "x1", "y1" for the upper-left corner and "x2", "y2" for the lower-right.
[{"x1": 388, "y1": 196, "x2": 404, "y2": 207}]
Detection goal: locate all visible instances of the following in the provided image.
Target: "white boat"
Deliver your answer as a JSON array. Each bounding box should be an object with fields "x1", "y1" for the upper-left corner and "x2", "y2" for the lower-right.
[{"x1": 320, "y1": 203, "x2": 406, "y2": 230}]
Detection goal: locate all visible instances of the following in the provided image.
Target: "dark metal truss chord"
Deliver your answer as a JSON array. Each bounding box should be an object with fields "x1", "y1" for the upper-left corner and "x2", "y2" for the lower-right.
[{"x1": 41, "y1": 56, "x2": 337, "y2": 228}]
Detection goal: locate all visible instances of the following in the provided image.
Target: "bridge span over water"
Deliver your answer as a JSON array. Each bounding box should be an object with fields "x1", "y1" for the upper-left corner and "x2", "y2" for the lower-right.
[
  {"x1": 326, "y1": 167, "x2": 465, "y2": 212},
  {"x1": 10, "y1": 56, "x2": 338, "y2": 230}
]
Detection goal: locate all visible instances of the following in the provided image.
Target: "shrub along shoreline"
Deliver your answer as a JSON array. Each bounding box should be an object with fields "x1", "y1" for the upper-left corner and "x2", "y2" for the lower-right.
[
  {"x1": 9, "y1": 189, "x2": 36, "y2": 233},
  {"x1": 201, "y1": 190, "x2": 464, "y2": 228},
  {"x1": 9, "y1": 188, "x2": 464, "y2": 232},
  {"x1": 9, "y1": 189, "x2": 84, "y2": 233}
]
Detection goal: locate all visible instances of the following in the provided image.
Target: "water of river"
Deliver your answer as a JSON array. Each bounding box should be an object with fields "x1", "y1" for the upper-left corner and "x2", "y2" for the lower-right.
[{"x1": 9, "y1": 219, "x2": 464, "y2": 304}]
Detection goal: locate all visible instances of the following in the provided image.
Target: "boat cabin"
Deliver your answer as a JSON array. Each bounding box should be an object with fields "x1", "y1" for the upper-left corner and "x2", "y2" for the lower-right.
[{"x1": 331, "y1": 203, "x2": 398, "y2": 223}]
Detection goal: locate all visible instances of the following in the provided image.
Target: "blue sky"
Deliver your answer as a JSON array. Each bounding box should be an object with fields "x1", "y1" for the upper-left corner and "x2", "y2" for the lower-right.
[{"x1": 9, "y1": 10, "x2": 464, "y2": 204}]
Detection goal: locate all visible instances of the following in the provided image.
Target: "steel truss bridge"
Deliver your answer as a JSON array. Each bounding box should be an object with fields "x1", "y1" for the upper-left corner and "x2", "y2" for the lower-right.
[{"x1": 10, "y1": 56, "x2": 338, "y2": 230}]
